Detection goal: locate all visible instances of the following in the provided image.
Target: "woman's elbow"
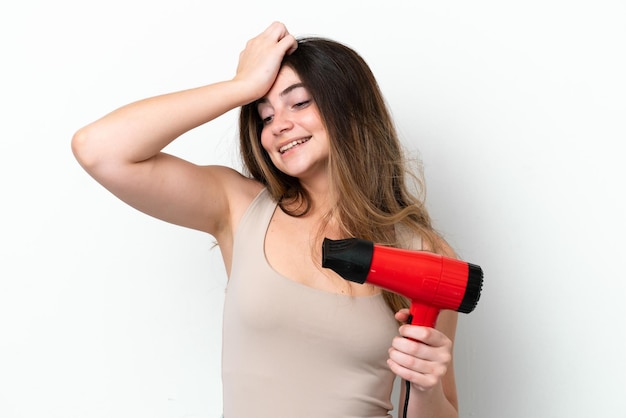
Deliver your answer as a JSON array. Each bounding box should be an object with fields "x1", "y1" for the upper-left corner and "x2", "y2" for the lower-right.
[
  {"x1": 72, "y1": 127, "x2": 93, "y2": 167},
  {"x1": 71, "y1": 125, "x2": 110, "y2": 173}
]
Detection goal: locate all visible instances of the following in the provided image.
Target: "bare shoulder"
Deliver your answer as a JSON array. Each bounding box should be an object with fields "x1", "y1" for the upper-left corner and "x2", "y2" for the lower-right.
[
  {"x1": 200, "y1": 165, "x2": 263, "y2": 273},
  {"x1": 208, "y1": 165, "x2": 264, "y2": 223},
  {"x1": 196, "y1": 164, "x2": 264, "y2": 234}
]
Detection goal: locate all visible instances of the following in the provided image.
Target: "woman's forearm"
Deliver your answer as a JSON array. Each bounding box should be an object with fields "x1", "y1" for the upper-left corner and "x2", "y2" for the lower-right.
[
  {"x1": 406, "y1": 382, "x2": 458, "y2": 418},
  {"x1": 72, "y1": 79, "x2": 254, "y2": 169}
]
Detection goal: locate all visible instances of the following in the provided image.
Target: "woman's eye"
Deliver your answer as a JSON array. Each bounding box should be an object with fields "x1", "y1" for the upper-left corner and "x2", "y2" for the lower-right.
[
  {"x1": 294, "y1": 100, "x2": 310, "y2": 109},
  {"x1": 261, "y1": 115, "x2": 274, "y2": 125}
]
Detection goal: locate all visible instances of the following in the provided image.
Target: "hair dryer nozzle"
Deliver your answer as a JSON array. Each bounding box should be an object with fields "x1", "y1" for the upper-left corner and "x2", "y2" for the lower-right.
[{"x1": 321, "y1": 238, "x2": 374, "y2": 283}]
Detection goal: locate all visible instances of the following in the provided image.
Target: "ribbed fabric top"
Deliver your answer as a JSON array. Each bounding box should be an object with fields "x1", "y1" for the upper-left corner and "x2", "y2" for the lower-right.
[{"x1": 222, "y1": 188, "x2": 402, "y2": 418}]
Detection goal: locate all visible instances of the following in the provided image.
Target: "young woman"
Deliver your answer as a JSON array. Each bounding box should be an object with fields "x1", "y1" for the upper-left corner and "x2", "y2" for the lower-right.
[{"x1": 72, "y1": 21, "x2": 460, "y2": 418}]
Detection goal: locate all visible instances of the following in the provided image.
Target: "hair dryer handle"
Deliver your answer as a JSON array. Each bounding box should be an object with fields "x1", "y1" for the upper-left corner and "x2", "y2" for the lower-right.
[{"x1": 408, "y1": 302, "x2": 440, "y2": 328}]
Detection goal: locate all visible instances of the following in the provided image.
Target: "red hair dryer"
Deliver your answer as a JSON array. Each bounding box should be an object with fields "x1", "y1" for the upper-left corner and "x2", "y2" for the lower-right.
[{"x1": 321, "y1": 238, "x2": 483, "y2": 327}]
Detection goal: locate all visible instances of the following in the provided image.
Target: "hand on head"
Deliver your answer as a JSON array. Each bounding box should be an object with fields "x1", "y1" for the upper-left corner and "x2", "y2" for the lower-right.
[{"x1": 234, "y1": 21, "x2": 298, "y2": 101}]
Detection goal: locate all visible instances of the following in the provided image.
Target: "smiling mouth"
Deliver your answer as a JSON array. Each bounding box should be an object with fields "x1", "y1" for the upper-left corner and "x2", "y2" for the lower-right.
[{"x1": 279, "y1": 137, "x2": 311, "y2": 154}]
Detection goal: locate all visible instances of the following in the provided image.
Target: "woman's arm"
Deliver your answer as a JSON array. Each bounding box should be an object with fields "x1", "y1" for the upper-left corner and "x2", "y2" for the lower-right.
[
  {"x1": 71, "y1": 81, "x2": 257, "y2": 235},
  {"x1": 71, "y1": 22, "x2": 297, "y2": 240}
]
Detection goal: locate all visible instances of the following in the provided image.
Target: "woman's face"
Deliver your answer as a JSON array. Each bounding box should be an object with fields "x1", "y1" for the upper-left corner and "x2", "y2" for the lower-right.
[{"x1": 257, "y1": 66, "x2": 330, "y2": 183}]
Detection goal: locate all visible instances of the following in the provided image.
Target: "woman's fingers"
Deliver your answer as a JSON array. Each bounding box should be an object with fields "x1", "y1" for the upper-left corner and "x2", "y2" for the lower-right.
[{"x1": 388, "y1": 323, "x2": 453, "y2": 390}]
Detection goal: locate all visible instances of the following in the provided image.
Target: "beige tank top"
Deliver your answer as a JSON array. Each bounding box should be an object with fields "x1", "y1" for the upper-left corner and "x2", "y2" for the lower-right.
[{"x1": 222, "y1": 189, "x2": 404, "y2": 417}]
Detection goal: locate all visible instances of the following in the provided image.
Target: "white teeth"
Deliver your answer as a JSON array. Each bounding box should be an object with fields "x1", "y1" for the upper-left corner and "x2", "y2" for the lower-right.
[{"x1": 279, "y1": 138, "x2": 310, "y2": 154}]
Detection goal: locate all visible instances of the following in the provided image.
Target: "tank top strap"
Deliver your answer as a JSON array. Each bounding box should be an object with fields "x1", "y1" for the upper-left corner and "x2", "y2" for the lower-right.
[{"x1": 233, "y1": 188, "x2": 277, "y2": 248}]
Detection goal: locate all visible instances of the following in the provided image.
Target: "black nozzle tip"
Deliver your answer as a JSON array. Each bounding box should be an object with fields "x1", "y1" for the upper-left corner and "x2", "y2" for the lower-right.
[
  {"x1": 458, "y1": 263, "x2": 484, "y2": 314},
  {"x1": 321, "y1": 238, "x2": 374, "y2": 284}
]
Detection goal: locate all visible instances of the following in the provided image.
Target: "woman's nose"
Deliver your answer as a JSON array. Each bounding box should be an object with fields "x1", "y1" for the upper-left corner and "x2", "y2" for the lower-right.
[{"x1": 271, "y1": 111, "x2": 294, "y2": 135}]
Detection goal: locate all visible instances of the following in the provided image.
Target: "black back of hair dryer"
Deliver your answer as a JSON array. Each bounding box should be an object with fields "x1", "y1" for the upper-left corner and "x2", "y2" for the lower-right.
[{"x1": 322, "y1": 238, "x2": 483, "y2": 327}]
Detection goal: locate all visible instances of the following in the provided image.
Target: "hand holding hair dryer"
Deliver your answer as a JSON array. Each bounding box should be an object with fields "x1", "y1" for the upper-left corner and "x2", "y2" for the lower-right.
[{"x1": 321, "y1": 238, "x2": 483, "y2": 328}]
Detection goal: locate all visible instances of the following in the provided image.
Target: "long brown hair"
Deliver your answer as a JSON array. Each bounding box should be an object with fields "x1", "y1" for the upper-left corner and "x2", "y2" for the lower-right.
[{"x1": 239, "y1": 37, "x2": 445, "y2": 314}]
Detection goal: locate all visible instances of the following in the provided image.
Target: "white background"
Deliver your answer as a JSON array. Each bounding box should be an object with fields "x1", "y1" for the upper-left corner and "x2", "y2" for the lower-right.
[{"x1": 1, "y1": 1, "x2": 625, "y2": 417}]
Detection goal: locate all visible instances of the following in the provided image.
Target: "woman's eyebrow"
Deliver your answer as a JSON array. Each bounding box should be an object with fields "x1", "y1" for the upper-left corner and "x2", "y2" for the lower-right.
[
  {"x1": 257, "y1": 83, "x2": 306, "y2": 106},
  {"x1": 279, "y1": 82, "x2": 306, "y2": 98}
]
